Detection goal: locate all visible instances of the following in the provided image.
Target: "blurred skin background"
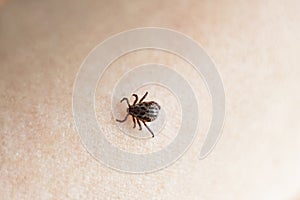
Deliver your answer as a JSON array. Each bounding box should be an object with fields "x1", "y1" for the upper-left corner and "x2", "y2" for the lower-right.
[{"x1": 1, "y1": 0, "x2": 300, "y2": 199}]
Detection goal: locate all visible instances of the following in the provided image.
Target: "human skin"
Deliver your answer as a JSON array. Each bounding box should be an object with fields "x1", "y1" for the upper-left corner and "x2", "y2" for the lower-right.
[{"x1": 1, "y1": 0, "x2": 300, "y2": 199}]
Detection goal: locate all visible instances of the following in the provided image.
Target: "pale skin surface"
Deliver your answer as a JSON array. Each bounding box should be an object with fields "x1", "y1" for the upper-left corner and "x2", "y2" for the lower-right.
[{"x1": 1, "y1": 0, "x2": 300, "y2": 199}]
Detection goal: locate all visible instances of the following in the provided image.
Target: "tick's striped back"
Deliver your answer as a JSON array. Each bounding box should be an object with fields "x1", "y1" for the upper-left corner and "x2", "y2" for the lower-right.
[{"x1": 129, "y1": 101, "x2": 160, "y2": 122}]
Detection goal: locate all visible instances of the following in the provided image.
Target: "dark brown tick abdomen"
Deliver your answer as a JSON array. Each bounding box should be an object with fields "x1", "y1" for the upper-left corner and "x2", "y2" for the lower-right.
[{"x1": 129, "y1": 101, "x2": 160, "y2": 122}]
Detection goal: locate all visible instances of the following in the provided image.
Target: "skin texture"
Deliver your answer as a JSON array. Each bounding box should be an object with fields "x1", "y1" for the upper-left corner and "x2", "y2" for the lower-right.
[{"x1": 1, "y1": 0, "x2": 300, "y2": 199}]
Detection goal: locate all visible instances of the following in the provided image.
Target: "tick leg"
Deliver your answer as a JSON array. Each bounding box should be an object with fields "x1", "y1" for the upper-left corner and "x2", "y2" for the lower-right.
[
  {"x1": 142, "y1": 121, "x2": 154, "y2": 137},
  {"x1": 120, "y1": 97, "x2": 130, "y2": 107},
  {"x1": 132, "y1": 94, "x2": 138, "y2": 105},
  {"x1": 132, "y1": 116, "x2": 136, "y2": 128},
  {"x1": 116, "y1": 113, "x2": 129, "y2": 123},
  {"x1": 136, "y1": 119, "x2": 142, "y2": 130},
  {"x1": 139, "y1": 91, "x2": 148, "y2": 103}
]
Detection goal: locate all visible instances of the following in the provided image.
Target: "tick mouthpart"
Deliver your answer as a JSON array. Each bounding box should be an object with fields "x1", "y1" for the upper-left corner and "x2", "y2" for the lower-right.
[{"x1": 126, "y1": 108, "x2": 129, "y2": 113}]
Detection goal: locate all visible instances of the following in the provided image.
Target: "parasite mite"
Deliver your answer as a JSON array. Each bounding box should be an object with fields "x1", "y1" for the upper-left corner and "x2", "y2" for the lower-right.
[{"x1": 116, "y1": 92, "x2": 160, "y2": 137}]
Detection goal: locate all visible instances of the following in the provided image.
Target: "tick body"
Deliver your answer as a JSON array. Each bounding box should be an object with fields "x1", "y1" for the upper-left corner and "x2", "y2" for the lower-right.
[{"x1": 116, "y1": 92, "x2": 160, "y2": 137}]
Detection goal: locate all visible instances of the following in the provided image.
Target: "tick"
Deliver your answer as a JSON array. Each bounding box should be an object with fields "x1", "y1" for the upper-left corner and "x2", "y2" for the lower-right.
[{"x1": 116, "y1": 92, "x2": 161, "y2": 137}]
